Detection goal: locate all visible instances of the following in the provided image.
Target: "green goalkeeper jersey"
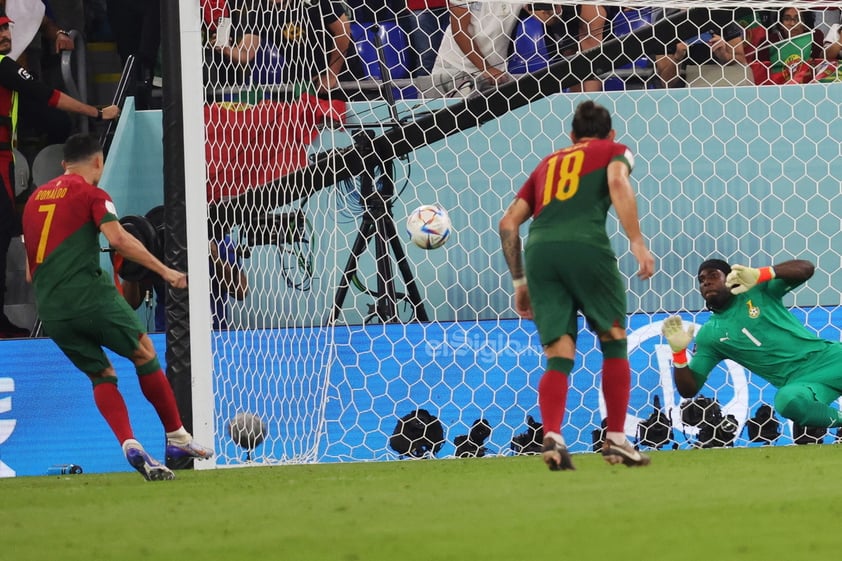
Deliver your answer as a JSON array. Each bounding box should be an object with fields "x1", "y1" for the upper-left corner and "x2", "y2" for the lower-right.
[{"x1": 689, "y1": 278, "x2": 841, "y2": 388}]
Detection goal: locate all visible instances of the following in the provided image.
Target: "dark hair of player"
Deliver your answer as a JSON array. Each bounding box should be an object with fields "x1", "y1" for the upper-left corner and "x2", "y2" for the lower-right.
[
  {"x1": 571, "y1": 100, "x2": 612, "y2": 140},
  {"x1": 63, "y1": 133, "x2": 103, "y2": 164}
]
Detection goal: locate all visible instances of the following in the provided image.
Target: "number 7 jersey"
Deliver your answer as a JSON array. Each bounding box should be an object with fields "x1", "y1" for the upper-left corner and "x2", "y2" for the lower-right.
[
  {"x1": 21, "y1": 173, "x2": 119, "y2": 321},
  {"x1": 516, "y1": 138, "x2": 633, "y2": 251}
]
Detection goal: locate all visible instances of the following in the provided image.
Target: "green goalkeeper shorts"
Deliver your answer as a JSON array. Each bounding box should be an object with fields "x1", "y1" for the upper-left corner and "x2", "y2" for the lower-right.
[
  {"x1": 42, "y1": 292, "x2": 146, "y2": 376},
  {"x1": 525, "y1": 241, "x2": 627, "y2": 346}
]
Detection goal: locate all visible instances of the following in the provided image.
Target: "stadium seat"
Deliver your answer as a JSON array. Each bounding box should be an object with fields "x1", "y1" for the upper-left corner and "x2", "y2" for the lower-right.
[
  {"x1": 251, "y1": 41, "x2": 284, "y2": 86},
  {"x1": 31, "y1": 144, "x2": 65, "y2": 187},
  {"x1": 350, "y1": 21, "x2": 417, "y2": 100},
  {"x1": 508, "y1": 16, "x2": 551, "y2": 75},
  {"x1": 13, "y1": 148, "x2": 30, "y2": 197},
  {"x1": 603, "y1": 7, "x2": 656, "y2": 91}
]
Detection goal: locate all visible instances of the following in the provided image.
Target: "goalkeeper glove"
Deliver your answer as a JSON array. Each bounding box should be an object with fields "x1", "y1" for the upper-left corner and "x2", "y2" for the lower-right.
[
  {"x1": 726, "y1": 264, "x2": 775, "y2": 295},
  {"x1": 662, "y1": 316, "x2": 695, "y2": 368}
]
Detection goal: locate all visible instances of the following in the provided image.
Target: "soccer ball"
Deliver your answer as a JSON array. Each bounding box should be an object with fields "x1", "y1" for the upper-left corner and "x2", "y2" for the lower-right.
[
  {"x1": 227, "y1": 412, "x2": 266, "y2": 450},
  {"x1": 406, "y1": 204, "x2": 452, "y2": 250}
]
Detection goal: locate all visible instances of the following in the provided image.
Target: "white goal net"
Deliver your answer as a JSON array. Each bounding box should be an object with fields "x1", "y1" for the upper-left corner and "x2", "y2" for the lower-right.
[{"x1": 182, "y1": 0, "x2": 842, "y2": 466}]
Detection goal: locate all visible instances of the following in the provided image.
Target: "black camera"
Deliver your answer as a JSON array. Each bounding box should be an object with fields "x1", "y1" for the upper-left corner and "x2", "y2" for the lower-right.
[
  {"x1": 389, "y1": 409, "x2": 445, "y2": 458},
  {"x1": 744, "y1": 404, "x2": 780, "y2": 445},
  {"x1": 453, "y1": 419, "x2": 492, "y2": 458},
  {"x1": 637, "y1": 395, "x2": 674, "y2": 450},
  {"x1": 511, "y1": 415, "x2": 544, "y2": 455},
  {"x1": 680, "y1": 396, "x2": 738, "y2": 448}
]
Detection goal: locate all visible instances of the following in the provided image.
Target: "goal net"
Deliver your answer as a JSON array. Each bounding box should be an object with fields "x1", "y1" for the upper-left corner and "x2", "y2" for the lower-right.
[{"x1": 184, "y1": 0, "x2": 842, "y2": 466}]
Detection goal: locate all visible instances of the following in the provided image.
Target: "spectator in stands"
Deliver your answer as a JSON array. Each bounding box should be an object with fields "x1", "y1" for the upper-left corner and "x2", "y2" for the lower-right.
[
  {"x1": 824, "y1": 20, "x2": 842, "y2": 60},
  {"x1": 204, "y1": 0, "x2": 261, "y2": 97},
  {"x1": 597, "y1": 6, "x2": 662, "y2": 91},
  {"x1": 430, "y1": 1, "x2": 525, "y2": 96},
  {"x1": 430, "y1": 2, "x2": 611, "y2": 97},
  {"x1": 573, "y1": 4, "x2": 613, "y2": 92},
  {"x1": 255, "y1": 0, "x2": 352, "y2": 95},
  {"x1": 0, "y1": 9, "x2": 120, "y2": 338},
  {"x1": 528, "y1": 4, "x2": 618, "y2": 91},
  {"x1": 751, "y1": 7, "x2": 825, "y2": 63},
  {"x1": 400, "y1": 0, "x2": 449, "y2": 77},
  {"x1": 747, "y1": 8, "x2": 825, "y2": 85},
  {"x1": 5, "y1": 0, "x2": 76, "y2": 146},
  {"x1": 655, "y1": 8, "x2": 753, "y2": 88},
  {"x1": 7, "y1": 0, "x2": 76, "y2": 75},
  {"x1": 506, "y1": 4, "x2": 565, "y2": 77}
]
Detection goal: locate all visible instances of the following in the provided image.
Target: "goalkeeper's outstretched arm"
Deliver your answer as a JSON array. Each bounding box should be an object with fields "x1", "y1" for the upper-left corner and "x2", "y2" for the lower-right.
[
  {"x1": 673, "y1": 365, "x2": 700, "y2": 398},
  {"x1": 662, "y1": 315, "x2": 700, "y2": 398}
]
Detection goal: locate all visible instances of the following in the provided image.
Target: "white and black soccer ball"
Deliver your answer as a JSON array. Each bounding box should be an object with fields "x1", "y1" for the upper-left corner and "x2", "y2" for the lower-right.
[
  {"x1": 227, "y1": 412, "x2": 267, "y2": 450},
  {"x1": 406, "y1": 204, "x2": 452, "y2": 250}
]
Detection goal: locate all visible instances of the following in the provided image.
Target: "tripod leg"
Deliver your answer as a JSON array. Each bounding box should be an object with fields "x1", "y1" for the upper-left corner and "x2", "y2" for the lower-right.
[
  {"x1": 383, "y1": 215, "x2": 429, "y2": 322},
  {"x1": 372, "y1": 210, "x2": 399, "y2": 323},
  {"x1": 329, "y1": 218, "x2": 376, "y2": 323}
]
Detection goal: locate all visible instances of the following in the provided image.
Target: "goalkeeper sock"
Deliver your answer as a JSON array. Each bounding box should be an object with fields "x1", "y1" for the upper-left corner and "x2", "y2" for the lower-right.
[
  {"x1": 538, "y1": 357, "x2": 573, "y2": 435},
  {"x1": 137, "y1": 361, "x2": 183, "y2": 432},
  {"x1": 602, "y1": 357, "x2": 631, "y2": 433},
  {"x1": 93, "y1": 380, "x2": 134, "y2": 444}
]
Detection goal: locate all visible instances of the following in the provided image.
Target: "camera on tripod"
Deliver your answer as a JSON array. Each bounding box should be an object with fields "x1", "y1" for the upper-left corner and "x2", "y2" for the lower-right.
[
  {"x1": 238, "y1": 210, "x2": 307, "y2": 256},
  {"x1": 680, "y1": 395, "x2": 738, "y2": 448}
]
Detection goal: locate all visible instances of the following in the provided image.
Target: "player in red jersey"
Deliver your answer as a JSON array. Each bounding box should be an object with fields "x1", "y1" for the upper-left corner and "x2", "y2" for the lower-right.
[
  {"x1": 22, "y1": 134, "x2": 213, "y2": 481},
  {"x1": 499, "y1": 100, "x2": 654, "y2": 471}
]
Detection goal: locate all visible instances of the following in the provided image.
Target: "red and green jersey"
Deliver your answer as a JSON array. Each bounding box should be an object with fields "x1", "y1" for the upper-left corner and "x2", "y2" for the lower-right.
[
  {"x1": 689, "y1": 279, "x2": 842, "y2": 388},
  {"x1": 22, "y1": 173, "x2": 119, "y2": 321},
  {"x1": 516, "y1": 138, "x2": 633, "y2": 251}
]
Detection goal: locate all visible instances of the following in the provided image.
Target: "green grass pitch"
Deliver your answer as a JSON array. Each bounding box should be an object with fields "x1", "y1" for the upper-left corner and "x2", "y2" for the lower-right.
[{"x1": 2, "y1": 445, "x2": 840, "y2": 561}]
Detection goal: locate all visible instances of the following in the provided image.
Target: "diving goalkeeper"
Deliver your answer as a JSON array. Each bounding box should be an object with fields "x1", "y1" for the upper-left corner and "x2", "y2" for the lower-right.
[{"x1": 663, "y1": 258, "x2": 842, "y2": 429}]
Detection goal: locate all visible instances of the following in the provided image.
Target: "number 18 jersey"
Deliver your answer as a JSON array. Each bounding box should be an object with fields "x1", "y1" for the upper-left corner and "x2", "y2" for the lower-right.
[{"x1": 516, "y1": 138, "x2": 634, "y2": 251}]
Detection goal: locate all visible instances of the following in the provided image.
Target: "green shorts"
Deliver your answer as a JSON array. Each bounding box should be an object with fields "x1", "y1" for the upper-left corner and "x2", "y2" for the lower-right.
[
  {"x1": 42, "y1": 292, "x2": 146, "y2": 376},
  {"x1": 524, "y1": 241, "x2": 626, "y2": 346},
  {"x1": 785, "y1": 343, "x2": 842, "y2": 403}
]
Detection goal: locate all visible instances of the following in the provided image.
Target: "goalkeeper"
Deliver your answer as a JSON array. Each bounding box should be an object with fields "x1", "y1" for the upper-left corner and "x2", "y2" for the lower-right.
[{"x1": 663, "y1": 258, "x2": 842, "y2": 429}]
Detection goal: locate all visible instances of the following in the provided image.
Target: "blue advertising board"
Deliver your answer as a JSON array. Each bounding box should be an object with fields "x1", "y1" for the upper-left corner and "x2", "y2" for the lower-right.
[{"x1": 3, "y1": 308, "x2": 839, "y2": 477}]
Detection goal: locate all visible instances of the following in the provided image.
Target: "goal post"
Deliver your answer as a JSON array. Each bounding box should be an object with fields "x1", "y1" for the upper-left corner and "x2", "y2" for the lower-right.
[{"x1": 172, "y1": 0, "x2": 842, "y2": 466}]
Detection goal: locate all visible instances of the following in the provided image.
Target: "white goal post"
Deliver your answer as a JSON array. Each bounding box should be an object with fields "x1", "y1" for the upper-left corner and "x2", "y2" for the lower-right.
[{"x1": 175, "y1": 0, "x2": 842, "y2": 467}]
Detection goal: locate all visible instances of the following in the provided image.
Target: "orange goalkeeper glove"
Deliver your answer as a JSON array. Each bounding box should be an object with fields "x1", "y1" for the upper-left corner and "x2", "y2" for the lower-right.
[
  {"x1": 662, "y1": 316, "x2": 695, "y2": 368},
  {"x1": 726, "y1": 264, "x2": 775, "y2": 295}
]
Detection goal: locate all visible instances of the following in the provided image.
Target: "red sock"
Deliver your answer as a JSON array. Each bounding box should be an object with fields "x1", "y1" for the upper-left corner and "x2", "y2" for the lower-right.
[
  {"x1": 93, "y1": 382, "x2": 134, "y2": 444},
  {"x1": 138, "y1": 369, "x2": 183, "y2": 432},
  {"x1": 602, "y1": 358, "x2": 631, "y2": 433},
  {"x1": 538, "y1": 370, "x2": 569, "y2": 435}
]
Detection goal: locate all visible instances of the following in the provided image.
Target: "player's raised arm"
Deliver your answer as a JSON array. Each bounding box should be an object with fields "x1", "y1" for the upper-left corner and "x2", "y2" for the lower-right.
[
  {"x1": 662, "y1": 316, "x2": 699, "y2": 398},
  {"x1": 726, "y1": 260, "x2": 815, "y2": 294},
  {"x1": 100, "y1": 221, "x2": 187, "y2": 289}
]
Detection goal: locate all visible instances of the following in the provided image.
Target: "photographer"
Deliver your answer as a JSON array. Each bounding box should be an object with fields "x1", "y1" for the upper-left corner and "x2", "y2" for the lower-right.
[{"x1": 119, "y1": 209, "x2": 247, "y2": 331}]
